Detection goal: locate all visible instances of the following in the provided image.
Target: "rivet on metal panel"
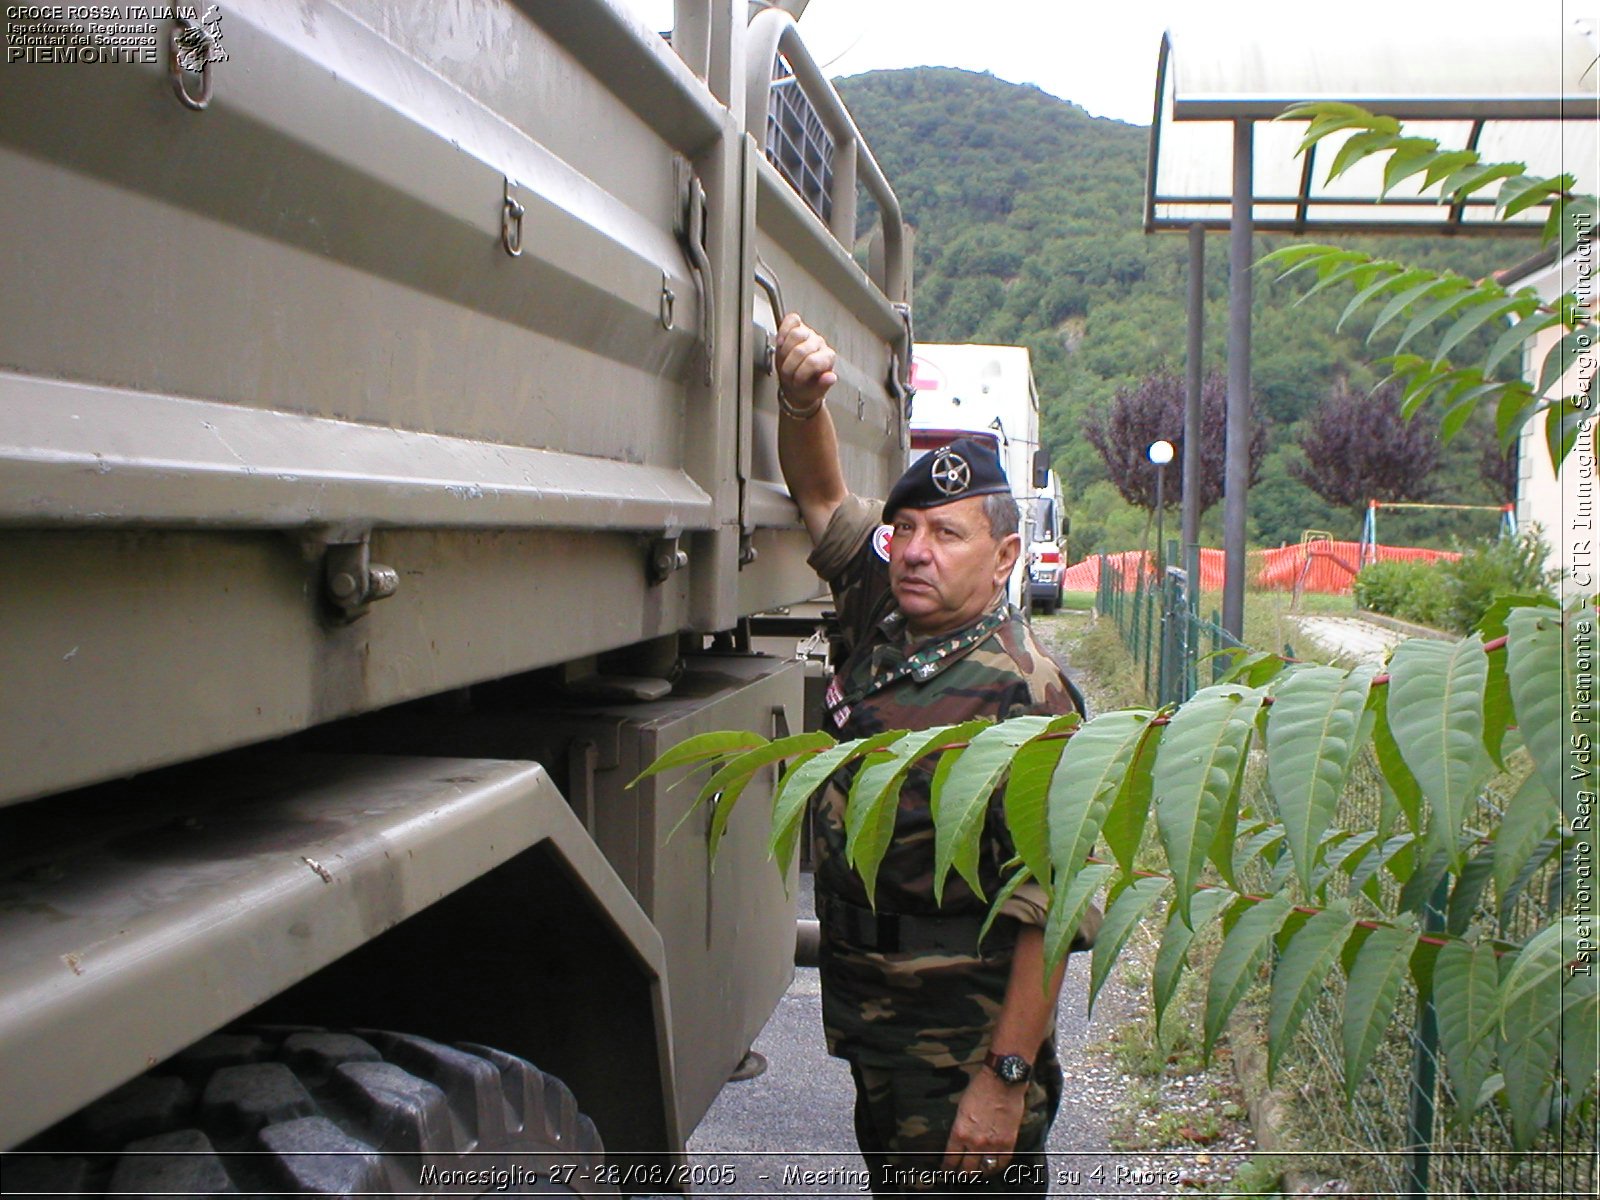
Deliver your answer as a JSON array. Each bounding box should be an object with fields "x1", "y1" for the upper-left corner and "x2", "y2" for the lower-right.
[
  {"x1": 167, "y1": 14, "x2": 215, "y2": 110},
  {"x1": 660, "y1": 274, "x2": 676, "y2": 331},
  {"x1": 501, "y1": 180, "x2": 526, "y2": 257},
  {"x1": 366, "y1": 565, "x2": 399, "y2": 603}
]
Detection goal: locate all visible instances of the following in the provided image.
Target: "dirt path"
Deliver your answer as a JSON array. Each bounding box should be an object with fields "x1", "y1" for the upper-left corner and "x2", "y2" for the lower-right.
[
  {"x1": 1030, "y1": 612, "x2": 1256, "y2": 1195},
  {"x1": 1287, "y1": 613, "x2": 1407, "y2": 666}
]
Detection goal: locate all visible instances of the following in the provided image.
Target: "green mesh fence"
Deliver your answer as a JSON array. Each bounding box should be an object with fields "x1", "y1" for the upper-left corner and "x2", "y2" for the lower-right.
[
  {"x1": 1095, "y1": 550, "x2": 1240, "y2": 706},
  {"x1": 1093, "y1": 558, "x2": 1597, "y2": 1195},
  {"x1": 1243, "y1": 761, "x2": 1596, "y2": 1197}
]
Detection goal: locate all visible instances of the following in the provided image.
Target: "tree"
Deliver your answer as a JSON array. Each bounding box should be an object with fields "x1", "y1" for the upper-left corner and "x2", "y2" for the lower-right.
[
  {"x1": 1291, "y1": 380, "x2": 1439, "y2": 509},
  {"x1": 1085, "y1": 368, "x2": 1267, "y2": 511},
  {"x1": 1475, "y1": 426, "x2": 1518, "y2": 505},
  {"x1": 1258, "y1": 104, "x2": 1593, "y2": 473}
]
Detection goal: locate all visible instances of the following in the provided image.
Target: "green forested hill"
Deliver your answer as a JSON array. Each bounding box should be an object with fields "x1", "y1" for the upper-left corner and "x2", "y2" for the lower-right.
[{"x1": 835, "y1": 67, "x2": 1538, "y2": 554}]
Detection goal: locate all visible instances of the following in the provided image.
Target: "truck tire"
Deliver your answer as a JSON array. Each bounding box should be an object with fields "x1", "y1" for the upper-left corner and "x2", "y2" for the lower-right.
[{"x1": 7, "y1": 1030, "x2": 613, "y2": 1198}]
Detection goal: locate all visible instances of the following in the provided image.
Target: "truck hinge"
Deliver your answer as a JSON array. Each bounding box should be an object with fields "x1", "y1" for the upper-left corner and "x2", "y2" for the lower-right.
[
  {"x1": 889, "y1": 301, "x2": 916, "y2": 420},
  {"x1": 501, "y1": 177, "x2": 527, "y2": 258},
  {"x1": 320, "y1": 535, "x2": 399, "y2": 621},
  {"x1": 673, "y1": 158, "x2": 714, "y2": 386}
]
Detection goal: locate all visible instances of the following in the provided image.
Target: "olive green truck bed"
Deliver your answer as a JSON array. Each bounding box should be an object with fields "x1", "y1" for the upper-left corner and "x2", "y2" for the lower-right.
[{"x1": 0, "y1": 2, "x2": 909, "y2": 1191}]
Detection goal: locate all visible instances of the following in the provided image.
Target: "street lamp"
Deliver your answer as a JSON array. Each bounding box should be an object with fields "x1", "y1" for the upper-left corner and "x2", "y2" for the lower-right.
[{"x1": 1148, "y1": 439, "x2": 1175, "y2": 577}]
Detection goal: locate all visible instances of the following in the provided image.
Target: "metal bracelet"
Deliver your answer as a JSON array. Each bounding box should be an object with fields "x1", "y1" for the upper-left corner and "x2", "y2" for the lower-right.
[{"x1": 777, "y1": 388, "x2": 824, "y2": 421}]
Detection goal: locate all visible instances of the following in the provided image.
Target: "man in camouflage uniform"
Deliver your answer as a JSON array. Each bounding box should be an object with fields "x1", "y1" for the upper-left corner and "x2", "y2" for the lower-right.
[{"x1": 775, "y1": 314, "x2": 1094, "y2": 1195}]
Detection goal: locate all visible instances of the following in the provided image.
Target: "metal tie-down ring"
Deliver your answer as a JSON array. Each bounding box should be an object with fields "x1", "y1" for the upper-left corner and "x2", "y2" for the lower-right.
[
  {"x1": 167, "y1": 15, "x2": 215, "y2": 111},
  {"x1": 501, "y1": 182, "x2": 526, "y2": 258}
]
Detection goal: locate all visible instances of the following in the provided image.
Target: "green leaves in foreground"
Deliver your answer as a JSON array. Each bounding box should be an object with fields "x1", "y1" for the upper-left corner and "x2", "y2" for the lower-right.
[
  {"x1": 1154, "y1": 685, "x2": 1265, "y2": 925},
  {"x1": 1343, "y1": 924, "x2": 1421, "y2": 1101},
  {"x1": 1265, "y1": 666, "x2": 1376, "y2": 893},
  {"x1": 636, "y1": 597, "x2": 1586, "y2": 1135},
  {"x1": 1261, "y1": 103, "x2": 1595, "y2": 472}
]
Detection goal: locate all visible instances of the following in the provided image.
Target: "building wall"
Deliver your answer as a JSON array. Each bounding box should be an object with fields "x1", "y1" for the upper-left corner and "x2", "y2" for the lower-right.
[{"x1": 1513, "y1": 251, "x2": 1597, "y2": 595}]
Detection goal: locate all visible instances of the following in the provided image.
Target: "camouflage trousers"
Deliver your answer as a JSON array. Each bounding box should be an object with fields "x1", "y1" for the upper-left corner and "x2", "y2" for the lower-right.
[
  {"x1": 818, "y1": 918, "x2": 1062, "y2": 1197},
  {"x1": 847, "y1": 1048, "x2": 1062, "y2": 1197}
]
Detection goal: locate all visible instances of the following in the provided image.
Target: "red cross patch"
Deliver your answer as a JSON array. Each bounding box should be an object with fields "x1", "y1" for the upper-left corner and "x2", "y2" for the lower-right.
[{"x1": 872, "y1": 524, "x2": 893, "y2": 562}]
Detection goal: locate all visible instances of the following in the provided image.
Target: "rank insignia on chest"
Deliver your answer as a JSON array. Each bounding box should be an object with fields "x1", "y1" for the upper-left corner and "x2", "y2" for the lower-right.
[{"x1": 824, "y1": 672, "x2": 852, "y2": 729}]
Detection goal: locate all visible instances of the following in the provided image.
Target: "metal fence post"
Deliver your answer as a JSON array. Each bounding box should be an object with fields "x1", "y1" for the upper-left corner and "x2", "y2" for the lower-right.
[{"x1": 1404, "y1": 874, "x2": 1450, "y2": 1198}]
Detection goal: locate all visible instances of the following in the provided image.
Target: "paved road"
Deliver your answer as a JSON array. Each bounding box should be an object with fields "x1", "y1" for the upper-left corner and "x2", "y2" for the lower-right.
[{"x1": 681, "y1": 874, "x2": 1154, "y2": 1197}]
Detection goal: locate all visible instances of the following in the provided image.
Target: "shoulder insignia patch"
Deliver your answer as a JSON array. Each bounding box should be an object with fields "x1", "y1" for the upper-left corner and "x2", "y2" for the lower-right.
[{"x1": 872, "y1": 524, "x2": 893, "y2": 562}]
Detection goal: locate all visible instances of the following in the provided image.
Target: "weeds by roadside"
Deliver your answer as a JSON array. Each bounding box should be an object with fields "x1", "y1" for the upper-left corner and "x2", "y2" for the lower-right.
[{"x1": 1091, "y1": 922, "x2": 1261, "y2": 1193}]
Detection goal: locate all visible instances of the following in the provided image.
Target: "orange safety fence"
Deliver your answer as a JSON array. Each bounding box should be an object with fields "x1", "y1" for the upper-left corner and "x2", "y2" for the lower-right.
[{"x1": 1062, "y1": 542, "x2": 1460, "y2": 596}]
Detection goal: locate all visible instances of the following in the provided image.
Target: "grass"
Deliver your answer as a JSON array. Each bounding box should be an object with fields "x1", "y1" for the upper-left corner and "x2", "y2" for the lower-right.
[
  {"x1": 1103, "y1": 919, "x2": 1250, "y2": 1153},
  {"x1": 1091, "y1": 585, "x2": 1366, "y2": 705},
  {"x1": 1183, "y1": 587, "x2": 1355, "y2": 660},
  {"x1": 1037, "y1": 608, "x2": 1148, "y2": 714},
  {"x1": 1216, "y1": 1155, "x2": 1287, "y2": 1196}
]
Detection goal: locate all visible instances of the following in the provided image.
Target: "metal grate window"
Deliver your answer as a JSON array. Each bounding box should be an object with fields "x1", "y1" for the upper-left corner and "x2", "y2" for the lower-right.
[{"x1": 766, "y1": 53, "x2": 833, "y2": 224}]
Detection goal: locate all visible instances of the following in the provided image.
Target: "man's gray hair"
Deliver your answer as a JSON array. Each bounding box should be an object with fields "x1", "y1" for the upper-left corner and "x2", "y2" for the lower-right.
[{"x1": 982, "y1": 492, "x2": 1019, "y2": 540}]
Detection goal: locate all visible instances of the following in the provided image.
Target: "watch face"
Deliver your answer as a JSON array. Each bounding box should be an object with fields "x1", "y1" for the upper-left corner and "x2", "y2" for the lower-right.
[{"x1": 994, "y1": 1054, "x2": 1030, "y2": 1084}]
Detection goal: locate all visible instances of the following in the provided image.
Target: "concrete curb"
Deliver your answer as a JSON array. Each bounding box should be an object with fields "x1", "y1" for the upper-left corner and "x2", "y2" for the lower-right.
[
  {"x1": 1226, "y1": 1009, "x2": 1348, "y2": 1195},
  {"x1": 1351, "y1": 609, "x2": 1455, "y2": 641}
]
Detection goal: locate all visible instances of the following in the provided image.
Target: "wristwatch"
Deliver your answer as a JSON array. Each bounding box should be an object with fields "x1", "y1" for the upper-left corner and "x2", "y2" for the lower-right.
[{"x1": 983, "y1": 1050, "x2": 1032, "y2": 1086}]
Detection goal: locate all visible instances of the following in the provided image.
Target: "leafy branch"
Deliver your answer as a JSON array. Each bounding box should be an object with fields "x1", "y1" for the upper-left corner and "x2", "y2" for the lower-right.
[
  {"x1": 637, "y1": 598, "x2": 1594, "y2": 1144},
  {"x1": 635, "y1": 103, "x2": 1595, "y2": 1155},
  {"x1": 1258, "y1": 102, "x2": 1595, "y2": 470}
]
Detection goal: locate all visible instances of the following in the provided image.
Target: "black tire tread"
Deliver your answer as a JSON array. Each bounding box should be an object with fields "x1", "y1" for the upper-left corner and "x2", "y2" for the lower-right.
[{"x1": 7, "y1": 1029, "x2": 612, "y2": 1197}]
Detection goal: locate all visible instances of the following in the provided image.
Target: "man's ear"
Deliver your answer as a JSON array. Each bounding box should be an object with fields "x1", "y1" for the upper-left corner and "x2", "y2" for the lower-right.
[{"x1": 993, "y1": 533, "x2": 1021, "y2": 584}]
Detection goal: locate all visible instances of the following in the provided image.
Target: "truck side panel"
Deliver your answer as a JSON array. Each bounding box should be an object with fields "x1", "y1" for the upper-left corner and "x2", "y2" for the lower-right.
[{"x1": 0, "y1": 1, "x2": 901, "y2": 805}]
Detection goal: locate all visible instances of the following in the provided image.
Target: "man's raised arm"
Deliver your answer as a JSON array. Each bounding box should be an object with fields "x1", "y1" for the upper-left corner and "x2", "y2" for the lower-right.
[{"x1": 775, "y1": 313, "x2": 848, "y2": 545}]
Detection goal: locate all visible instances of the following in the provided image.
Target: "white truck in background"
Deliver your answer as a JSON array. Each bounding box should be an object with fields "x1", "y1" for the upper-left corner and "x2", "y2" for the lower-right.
[
  {"x1": 1025, "y1": 468, "x2": 1068, "y2": 613},
  {"x1": 908, "y1": 344, "x2": 1055, "y2": 611}
]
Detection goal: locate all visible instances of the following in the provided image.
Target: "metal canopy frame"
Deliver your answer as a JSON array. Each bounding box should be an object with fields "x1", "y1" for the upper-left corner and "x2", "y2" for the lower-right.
[
  {"x1": 1146, "y1": 15, "x2": 1599, "y2": 236},
  {"x1": 1143, "y1": 9, "x2": 1599, "y2": 640}
]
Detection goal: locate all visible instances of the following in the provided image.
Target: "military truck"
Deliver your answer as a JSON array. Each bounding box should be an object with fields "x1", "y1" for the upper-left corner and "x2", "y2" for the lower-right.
[{"x1": 0, "y1": 1, "x2": 910, "y2": 1192}]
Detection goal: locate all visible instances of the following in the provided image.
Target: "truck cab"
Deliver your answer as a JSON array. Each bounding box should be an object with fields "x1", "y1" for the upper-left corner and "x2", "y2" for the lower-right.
[{"x1": 1026, "y1": 470, "x2": 1069, "y2": 614}]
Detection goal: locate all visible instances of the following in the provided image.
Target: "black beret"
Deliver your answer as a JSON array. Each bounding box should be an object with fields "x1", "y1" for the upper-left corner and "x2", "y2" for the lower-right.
[{"x1": 882, "y1": 436, "x2": 1012, "y2": 522}]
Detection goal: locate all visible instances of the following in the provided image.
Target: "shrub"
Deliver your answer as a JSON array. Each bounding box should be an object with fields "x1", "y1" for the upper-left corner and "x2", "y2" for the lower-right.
[
  {"x1": 1407, "y1": 568, "x2": 1456, "y2": 629},
  {"x1": 1353, "y1": 559, "x2": 1433, "y2": 619},
  {"x1": 1438, "y1": 531, "x2": 1558, "y2": 634},
  {"x1": 1354, "y1": 533, "x2": 1557, "y2": 633}
]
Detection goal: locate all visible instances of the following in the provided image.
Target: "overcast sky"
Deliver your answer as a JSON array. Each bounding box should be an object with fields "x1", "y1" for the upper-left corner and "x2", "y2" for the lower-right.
[{"x1": 619, "y1": 0, "x2": 1591, "y2": 126}]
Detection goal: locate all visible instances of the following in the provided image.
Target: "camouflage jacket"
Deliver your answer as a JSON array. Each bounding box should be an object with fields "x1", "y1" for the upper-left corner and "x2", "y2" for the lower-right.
[{"x1": 806, "y1": 496, "x2": 1081, "y2": 919}]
